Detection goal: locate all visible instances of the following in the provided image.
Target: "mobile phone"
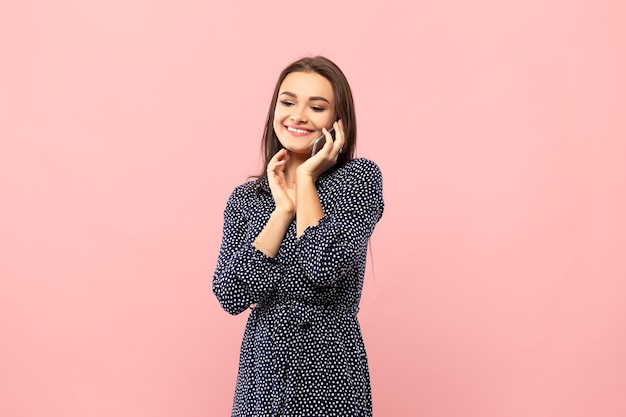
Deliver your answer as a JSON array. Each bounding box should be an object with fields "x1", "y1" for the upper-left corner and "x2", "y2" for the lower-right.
[{"x1": 311, "y1": 127, "x2": 335, "y2": 156}]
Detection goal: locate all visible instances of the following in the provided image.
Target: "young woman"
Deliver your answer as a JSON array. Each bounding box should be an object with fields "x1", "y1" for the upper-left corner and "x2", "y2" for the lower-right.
[{"x1": 213, "y1": 56, "x2": 384, "y2": 417}]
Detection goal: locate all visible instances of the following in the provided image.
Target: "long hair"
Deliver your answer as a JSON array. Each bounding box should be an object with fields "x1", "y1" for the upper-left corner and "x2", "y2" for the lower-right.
[{"x1": 254, "y1": 56, "x2": 357, "y2": 183}]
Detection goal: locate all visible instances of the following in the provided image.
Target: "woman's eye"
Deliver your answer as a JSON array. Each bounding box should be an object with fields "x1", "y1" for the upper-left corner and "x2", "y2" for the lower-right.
[
  {"x1": 280, "y1": 100, "x2": 295, "y2": 107},
  {"x1": 311, "y1": 106, "x2": 326, "y2": 112}
]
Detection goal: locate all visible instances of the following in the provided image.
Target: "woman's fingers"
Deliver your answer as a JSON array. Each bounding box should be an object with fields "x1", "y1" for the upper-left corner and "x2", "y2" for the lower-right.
[
  {"x1": 267, "y1": 149, "x2": 295, "y2": 212},
  {"x1": 268, "y1": 148, "x2": 287, "y2": 167},
  {"x1": 333, "y1": 120, "x2": 345, "y2": 157},
  {"x1": 268, "y1": 149, "x2": 288, "y2": 180},
  {"x1": 319, "y1": 120, "x2": 344, "y2": 160},
  {"x1": 297, "y1": 119, "x2": 346, "y2": 180}
]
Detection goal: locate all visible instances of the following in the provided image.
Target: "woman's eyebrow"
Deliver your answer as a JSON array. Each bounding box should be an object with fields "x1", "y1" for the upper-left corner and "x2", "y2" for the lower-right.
[
  {"x1": 309, "y1": 96, "x2": 330, "y2": 103},
  {"x1": 279, "y1": 91, "x2": 330, "y2": 103}
]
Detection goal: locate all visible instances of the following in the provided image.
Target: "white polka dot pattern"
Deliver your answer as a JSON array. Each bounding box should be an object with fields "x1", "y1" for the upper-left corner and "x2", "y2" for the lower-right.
[{"x1": 213, "y1": 158, "x2": 384, "y2": 416}]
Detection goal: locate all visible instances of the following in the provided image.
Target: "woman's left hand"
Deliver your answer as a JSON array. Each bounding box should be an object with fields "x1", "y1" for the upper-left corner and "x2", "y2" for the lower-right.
[{"x1": 297, "y1": 120, "x2": 345, "y2": 181}]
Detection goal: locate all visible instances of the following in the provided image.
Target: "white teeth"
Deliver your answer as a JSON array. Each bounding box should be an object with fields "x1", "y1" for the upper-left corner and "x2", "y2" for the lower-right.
[{"x1": 287, "y1": 126, "x2": 311, "y2": 135}]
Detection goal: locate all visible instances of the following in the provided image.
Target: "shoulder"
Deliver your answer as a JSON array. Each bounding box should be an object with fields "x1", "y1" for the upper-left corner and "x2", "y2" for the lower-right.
[
  {"x1": 327, "y1": 158, "x2": 384, "y2": 215},
  {"x1": 225, "y1": 179, "x2": 264, "y2": 210},
  {"x1": 320, "y1": 158, "x2": 383, "y2": 198},
  {"x1": 339, "y1": 158, "x2": 383, "y2": 184}
]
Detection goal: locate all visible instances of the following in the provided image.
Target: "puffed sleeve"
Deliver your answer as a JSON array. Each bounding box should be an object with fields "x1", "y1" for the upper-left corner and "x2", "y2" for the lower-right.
[
  {"x1": 212, "y1": 184, "x2": 283, "y2": 315},
  {"x1": 295, "y1": 158, "x2": 384, "y2": 287}
]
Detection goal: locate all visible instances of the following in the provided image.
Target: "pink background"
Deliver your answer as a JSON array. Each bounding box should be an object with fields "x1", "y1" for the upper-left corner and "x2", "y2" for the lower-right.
[{"x1": 2, "y1": 1, "x2": 625, "y2": 416}]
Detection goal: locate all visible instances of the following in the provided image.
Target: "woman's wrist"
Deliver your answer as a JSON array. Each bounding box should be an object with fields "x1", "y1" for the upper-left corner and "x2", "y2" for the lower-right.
[
  {"x1": 295, "y1": 169, "x2": 317, "y2": 184},
  {"x1": 271, "y1": 207, "x2": 295, "y2": 222},
  {"x1": 252, "y1": 238, "x2": 277, "y2": 258}
]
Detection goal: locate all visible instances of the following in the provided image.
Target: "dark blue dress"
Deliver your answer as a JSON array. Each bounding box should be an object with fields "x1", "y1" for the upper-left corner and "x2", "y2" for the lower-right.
[{"x1": 213, "y1": 158, "x2": 384, "y2": 417}]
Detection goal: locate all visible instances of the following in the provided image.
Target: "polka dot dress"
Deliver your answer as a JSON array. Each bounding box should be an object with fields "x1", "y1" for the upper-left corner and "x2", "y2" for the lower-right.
[{"x1": 213, "y1": 158, "x2": 384, "y2": 417}]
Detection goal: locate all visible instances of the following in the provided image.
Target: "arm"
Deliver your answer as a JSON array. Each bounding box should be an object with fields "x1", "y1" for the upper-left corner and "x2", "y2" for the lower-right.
[
  {"x1": 251, "y1": 148, "x2": 296, "y2": 257},
  {"x1": 212, "y1": 185, "x2": 283, "y2": 315},
  {"x1": 295, "y1": 121, "x2": 345, "y2": 237},
  {"x1": 296, "y1": 159, "x2": 384, "y2": 287},
  {"x1": 294, "y1": 173, "x2": 325, "y2": 237}
]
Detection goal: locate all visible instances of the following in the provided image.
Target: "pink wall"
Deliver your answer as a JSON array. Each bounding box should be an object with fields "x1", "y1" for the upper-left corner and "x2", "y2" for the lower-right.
[{"x1": 2, "y1": 1, "x2": 625, "y2": 416}]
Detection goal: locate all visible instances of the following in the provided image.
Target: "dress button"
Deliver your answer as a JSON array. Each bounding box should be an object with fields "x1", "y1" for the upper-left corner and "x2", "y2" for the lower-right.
[{"x1": 299, "y1": 322, "x2": 312, "y2": 330}]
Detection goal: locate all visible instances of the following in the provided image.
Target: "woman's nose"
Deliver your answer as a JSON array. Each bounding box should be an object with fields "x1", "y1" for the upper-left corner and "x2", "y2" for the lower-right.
[{"x1": 289, "y1": 108, "x2": 307, "y2": 123}]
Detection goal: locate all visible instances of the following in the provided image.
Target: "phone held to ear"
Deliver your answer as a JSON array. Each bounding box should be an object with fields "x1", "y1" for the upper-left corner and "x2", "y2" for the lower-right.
[{"x1": 311, "y1": 127, "x2": 335, "y2": 156}]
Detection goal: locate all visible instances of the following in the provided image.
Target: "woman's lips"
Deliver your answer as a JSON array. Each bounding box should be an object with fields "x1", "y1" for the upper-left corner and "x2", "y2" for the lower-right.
[{"x1": 286, "y1": 125, "x2": 314, "y2": 136}]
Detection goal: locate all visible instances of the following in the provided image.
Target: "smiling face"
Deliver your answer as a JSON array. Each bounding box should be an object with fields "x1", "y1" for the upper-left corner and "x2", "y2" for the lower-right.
[{"x1": 273, "y1": 71, "x2": 336, "y2": 156}]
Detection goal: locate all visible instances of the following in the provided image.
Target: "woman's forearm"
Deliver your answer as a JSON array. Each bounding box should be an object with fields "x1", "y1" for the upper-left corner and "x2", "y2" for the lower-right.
[
  {"x1": 295, "y1": 175, "x2": 324, "y2": 237},
  {"x1": 252, "y1": 209, "x2": 294, "y2": 257}
]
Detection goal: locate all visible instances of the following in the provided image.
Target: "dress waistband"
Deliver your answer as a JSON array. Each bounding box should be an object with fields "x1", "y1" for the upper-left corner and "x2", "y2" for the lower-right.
[{"x1": 250, "y1": 300, "x2": 359, "y2": 316}]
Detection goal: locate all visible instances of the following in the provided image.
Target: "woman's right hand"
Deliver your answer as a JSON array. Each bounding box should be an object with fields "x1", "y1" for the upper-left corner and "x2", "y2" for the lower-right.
[{"x1": 267, "y1": 149, "x2": 296, "y2": 217}]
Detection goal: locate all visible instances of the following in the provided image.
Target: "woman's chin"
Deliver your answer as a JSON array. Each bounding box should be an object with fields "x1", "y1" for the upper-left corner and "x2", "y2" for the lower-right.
[{"x1": 284, "y1": 147, "x2": 312, "y2": 157}]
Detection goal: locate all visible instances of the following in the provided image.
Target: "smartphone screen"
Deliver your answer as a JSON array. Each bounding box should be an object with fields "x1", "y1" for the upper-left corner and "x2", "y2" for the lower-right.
[{"x1": 311, "y1": 127, "x2": 335, "y2": 156}]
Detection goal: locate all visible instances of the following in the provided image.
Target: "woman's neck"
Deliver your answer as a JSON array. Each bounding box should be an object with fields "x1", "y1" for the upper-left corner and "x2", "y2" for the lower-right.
[{"x1": 284, "y1": 151, "x2": 307, "y2": 187}]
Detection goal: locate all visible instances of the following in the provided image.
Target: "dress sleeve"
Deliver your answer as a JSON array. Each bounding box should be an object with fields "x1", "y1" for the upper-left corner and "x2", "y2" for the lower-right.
[
  {"x1": 295, "y1": 159, "x2": 384, "y2": 287},
  {"x1": 212, "y1": 185, "x2": 283, "y2": 315}
]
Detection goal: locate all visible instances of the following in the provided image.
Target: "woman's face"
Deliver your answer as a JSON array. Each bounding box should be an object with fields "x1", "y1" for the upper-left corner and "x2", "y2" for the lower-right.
[{"x1": 273, "y1": 71, "x2": 336, "y2": 156}]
